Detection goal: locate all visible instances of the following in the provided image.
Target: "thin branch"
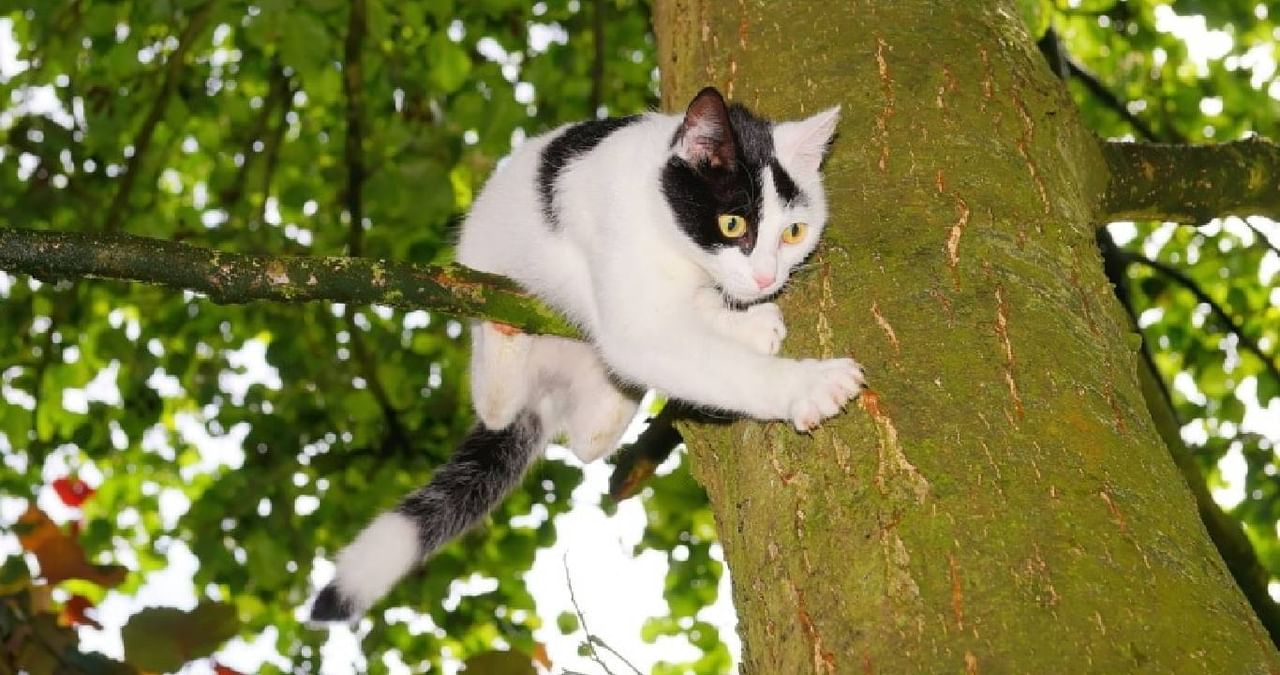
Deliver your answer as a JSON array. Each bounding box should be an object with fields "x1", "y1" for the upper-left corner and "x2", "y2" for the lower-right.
[
  {"x1": 337, "y1": 0, "x2": 410, "y2": 452},
  {"x1": 563, "y1": 554, "x2": 642, "y2": 675},
  {"x1": 1101, "y1": 138, "x2": 1280, "y2": 223},
  {"x1": 0, "y1": 228, "x2": 580, "y2": 338},
  {"x1": 608, "y1": 402, "x2": 683, "y2": 501},
  {"x1": 1244, "y1": 221, "x2": 1280, "y2": 259},
  {"x1": 343, "y1": 0, "x2": 368, "y2": 255},
  {"x1": 102, "y1": 1, "x2": 219, "y2": 232},
  {"x1": 258, "y1": 69, "x2": 294, "y2": 228},
  {"x1": 1119, "y1": 250, "x2": 1280, "y2": 384},
  {"x1": 223, "y1": 61, "x2": 290, "y2": 222},
  {"x1": 563, "y1": 554, "x2": 616, "y2": 675},
  {"x1": 1065, "y1": 58, "x2": 1164, "y2": 142},
  {"x1": 344, "y1": 312, "x2": 411, "y2": 452},
  {"x1": 589, "y1": 0, "x2": 606, "y2": 115}
]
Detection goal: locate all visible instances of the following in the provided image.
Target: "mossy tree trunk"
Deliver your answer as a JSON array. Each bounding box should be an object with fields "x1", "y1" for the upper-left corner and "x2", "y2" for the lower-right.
[{"x1": 655, "y1": 1, "x2": 1280, "y2": 671}]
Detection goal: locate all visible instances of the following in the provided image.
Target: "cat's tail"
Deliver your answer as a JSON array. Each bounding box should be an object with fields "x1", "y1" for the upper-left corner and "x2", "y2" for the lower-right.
[{"x1": 309, "y1": 409, "x2": 547, "y2": 622}]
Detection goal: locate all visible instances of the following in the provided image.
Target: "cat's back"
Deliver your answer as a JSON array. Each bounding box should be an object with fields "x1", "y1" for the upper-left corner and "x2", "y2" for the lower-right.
[{"x1": 457, "y1": 111, "x2": 675, "y2": 271}]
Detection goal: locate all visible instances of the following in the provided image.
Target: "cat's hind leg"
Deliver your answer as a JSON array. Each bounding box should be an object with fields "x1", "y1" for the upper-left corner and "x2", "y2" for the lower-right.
[
  {"x1": 469, "y1": 321, "x2": 534, "y2": 430},
  {"x1": 533, "y1": 338, "x2": 639, "y2": 463}
]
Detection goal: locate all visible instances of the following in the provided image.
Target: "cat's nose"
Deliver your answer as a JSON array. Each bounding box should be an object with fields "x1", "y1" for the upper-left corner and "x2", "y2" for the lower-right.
[{"x1": 753, "y1": 273, "x2": 775, "y2": 290}]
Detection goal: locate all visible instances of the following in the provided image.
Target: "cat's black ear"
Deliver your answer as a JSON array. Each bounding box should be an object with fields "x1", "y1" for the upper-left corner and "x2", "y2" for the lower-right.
[{"x1": 675, "y1": 87, "x2": 736, "y2": 170}]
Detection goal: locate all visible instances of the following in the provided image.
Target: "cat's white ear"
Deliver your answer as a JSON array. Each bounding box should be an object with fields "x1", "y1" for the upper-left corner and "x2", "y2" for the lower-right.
[
  {"x1": 676, "y1": 87, "x2": 736, "y2": 169},
  {"x1": 774, "y1": 106, "x2": 840, "y2": 174}
]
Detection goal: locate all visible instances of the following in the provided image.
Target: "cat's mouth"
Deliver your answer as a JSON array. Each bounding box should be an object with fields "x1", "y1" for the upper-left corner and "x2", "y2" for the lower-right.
[{"x1": 718, "y1": 280, "x2": 780, "y2": 305}]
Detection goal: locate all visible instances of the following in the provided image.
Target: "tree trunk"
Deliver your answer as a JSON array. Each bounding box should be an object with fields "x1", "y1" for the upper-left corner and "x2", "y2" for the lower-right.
[{"x1": 654, "y1": 1, "x2": 1280, "y2": 672}]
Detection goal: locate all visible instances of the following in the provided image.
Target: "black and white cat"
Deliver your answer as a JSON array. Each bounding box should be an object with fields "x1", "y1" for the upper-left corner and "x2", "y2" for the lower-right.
[{"x1": 310, "y1": 87, "x2": 863, "y2": 621}]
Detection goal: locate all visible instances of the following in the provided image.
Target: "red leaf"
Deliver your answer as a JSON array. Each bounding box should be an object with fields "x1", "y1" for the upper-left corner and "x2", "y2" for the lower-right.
[
  {"x1": 52, "y1": 477, "x2": 95, "y2": 508},
  {"x1": 60, "y1": 594, "x2": 103, "y2": 630},
  {"x1": 213, "y1": 662, "x2": 245, "y2": 675}
]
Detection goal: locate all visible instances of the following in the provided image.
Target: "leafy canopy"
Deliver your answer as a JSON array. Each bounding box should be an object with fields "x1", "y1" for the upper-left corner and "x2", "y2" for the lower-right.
[{"x1": 1, "y1": 0, "x2": 1279, "y2": 673}]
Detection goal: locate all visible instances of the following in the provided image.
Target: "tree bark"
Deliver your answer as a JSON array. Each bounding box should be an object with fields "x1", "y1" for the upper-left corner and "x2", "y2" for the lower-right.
[
  {"x1": 1102, "y1": 138, "x2": 1280, "y2": 222},
  {"x1": 655, "y1": 1, "x2": 1280, "y2": 672}
]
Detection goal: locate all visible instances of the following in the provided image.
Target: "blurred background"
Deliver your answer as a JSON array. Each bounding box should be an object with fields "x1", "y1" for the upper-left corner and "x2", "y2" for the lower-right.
[{"x1": 0, "y1": 0, "x2": 1278, "y2": 673}]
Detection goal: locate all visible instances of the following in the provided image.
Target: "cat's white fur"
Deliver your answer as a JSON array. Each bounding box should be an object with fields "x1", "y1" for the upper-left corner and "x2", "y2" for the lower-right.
[
  {"x1": 310, "y1": 100, "x2": 863, "y2": 624},
  {"x1": 457, "y1": 105, "x2": 862, "y2": 458}
]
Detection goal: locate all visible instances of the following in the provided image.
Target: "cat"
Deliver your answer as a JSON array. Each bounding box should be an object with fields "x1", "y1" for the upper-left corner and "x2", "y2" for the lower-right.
[{"x1": 309, "y1": 87, "x2": 863, "y2": 621}]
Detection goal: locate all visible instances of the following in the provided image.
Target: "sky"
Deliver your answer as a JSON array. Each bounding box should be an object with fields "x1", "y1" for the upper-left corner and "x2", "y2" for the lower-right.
[{"x1": 2, "y1": 6, "x2": 1280, "y2": 675}]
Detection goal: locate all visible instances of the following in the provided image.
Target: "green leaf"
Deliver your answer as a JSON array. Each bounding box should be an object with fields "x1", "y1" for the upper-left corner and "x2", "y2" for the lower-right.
[
  {"x1": 278, "y1": 10, "x2": 332, "y2": 80},
  {"x1": 121, "y1": 602, "x2": 240, "y2": 673},
  {"x1": 426, "y1": 34, "x2": 472, "y2": 94},
  {"x1": 461, "y1": 650, "x2": 536, "y2": 675},
  {"x1": 555, "y1": 610, "x2": 580, "y2": 634}
]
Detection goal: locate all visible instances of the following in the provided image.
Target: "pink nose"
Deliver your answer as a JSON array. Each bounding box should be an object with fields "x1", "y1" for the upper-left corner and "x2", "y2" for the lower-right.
[{"x1": 753, "y1": 273, "x2": 775, "y2": 290}]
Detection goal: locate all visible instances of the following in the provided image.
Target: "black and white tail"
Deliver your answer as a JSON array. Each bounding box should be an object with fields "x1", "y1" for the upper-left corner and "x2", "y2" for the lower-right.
[{"x1": 309, "y1": 410, "x2": 546, "y2": 622}]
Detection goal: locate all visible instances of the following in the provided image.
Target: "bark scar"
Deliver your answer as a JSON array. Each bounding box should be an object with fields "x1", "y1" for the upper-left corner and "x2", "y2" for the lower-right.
[
  {"x1": 994, "y1": 286, "x2": 1025, "y2": 420},
  {"x1": 789, "y1": 580, "x2": 837, "y2": 675},
  {"x1": 871, "y1": 300, "x2": 901, "y2": 356},
  {"x1": 948, "y1": 551, "x2": 965, "y2": 631},
  {"x1": 816, "y1": 255, "x2": 836, "y2": 357},
  {"x1": 1012, "y1": 91, "x2": 1052, "y2": 217},
  {"x1": 874, "y1": 36, "x2": 895, "y2": 172},
  {"x1": 947, "y1": 193, "x2": 970, "y2": 279},
  {"x1": 862, "y1": 390, "x2": 930, "y2": 503}
]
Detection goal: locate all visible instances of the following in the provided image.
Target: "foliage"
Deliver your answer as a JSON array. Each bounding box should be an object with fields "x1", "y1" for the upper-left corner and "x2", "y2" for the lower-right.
[
  {"x1": 0, "y1": 0, "x2": 1278, "y2": 672},
  {"x1": 0, "y1": 0, "x2": 659, "y2": 671}
]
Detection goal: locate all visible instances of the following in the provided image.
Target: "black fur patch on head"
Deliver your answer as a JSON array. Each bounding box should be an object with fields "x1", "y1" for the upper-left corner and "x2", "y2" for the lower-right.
[
  {"x1": 770, "y1": 159, "x2": 804, "y2": 205},
  {"x1": 663, "y1": 92, "x2": 788, "y2": 254},
  {"x1": 539, "y1": 116, "x2": 641, "y2": 229}
]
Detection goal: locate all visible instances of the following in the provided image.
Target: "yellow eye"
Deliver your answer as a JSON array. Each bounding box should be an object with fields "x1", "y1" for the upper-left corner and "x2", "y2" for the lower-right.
[
  {"x1": 782, "y1": 222, "x2": 807, "y2": 244},
  {"x1": 718, "y1": 214, "x2": 748, "y2": 238}
]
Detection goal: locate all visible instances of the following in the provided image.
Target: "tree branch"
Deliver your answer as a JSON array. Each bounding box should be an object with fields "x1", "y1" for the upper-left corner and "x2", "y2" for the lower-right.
[
  {"x1": 1119, "y1": 250, "x2": 1280, "y2": 384},
  {"x1": 343, "y1": 0, "x2": 368, "y2": 255},
  {"x1": 102, "y1": 1, "x2": 219, "y2": 232},
  {"x1": 1101, "y1": 138, "x2": 1280, "y2": 223},
  {"x1": 0, "y1": 228, "x2": 579, "y2": 338},
  {"x1": 608, "y1": 402, "x2": 683, "y2": 501}
]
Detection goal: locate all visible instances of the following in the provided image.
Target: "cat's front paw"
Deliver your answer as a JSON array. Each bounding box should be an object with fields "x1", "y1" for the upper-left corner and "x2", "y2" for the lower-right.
[
  {"x1": 787, "y1": 358, "x2": 865, "y2": 432},
  {"x1": 733, "y1": 302, "x2": 787, "y2": 355}
]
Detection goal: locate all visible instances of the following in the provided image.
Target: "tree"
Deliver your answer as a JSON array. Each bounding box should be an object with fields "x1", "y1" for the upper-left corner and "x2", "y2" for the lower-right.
[{"x1": 2, "y1": 0, "x2": 1279, "y2": 672}]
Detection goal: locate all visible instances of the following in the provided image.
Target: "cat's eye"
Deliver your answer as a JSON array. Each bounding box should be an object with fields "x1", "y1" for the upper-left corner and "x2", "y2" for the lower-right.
[
  {"x1": 782, "y1": 222, "x2": 807, "y2": 244},
  {"x1": 718, "y1": 214, "x2": 748, "y2": 238}
]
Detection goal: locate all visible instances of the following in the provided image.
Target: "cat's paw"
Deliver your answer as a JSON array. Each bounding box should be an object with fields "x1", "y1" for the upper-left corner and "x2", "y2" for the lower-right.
[
  {"x1": 732, "y1": 302, "x2": 787, "y2": 355},
  {"x1": 786, "y1": 358, "x2": 865, "y2": 432}
]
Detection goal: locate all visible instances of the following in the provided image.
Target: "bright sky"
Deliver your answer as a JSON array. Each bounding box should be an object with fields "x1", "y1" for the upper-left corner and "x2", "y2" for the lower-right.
[{"x1": 2, "y1": 6, "x2": 1280, "y2": 674}]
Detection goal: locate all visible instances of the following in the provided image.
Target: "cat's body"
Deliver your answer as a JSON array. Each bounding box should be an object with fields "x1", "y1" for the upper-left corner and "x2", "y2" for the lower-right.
[{"x1": 310, "y1": 88, "x2": 863, "y2": 622}]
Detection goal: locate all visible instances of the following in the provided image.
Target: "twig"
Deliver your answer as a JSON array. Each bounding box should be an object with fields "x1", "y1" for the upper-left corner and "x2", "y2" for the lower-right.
[
  {"x1": 258, "y1": 68, "x2": 295, "y2": 228},
  {"x1": 563, "y1": 553, "x2": 617, "y2": 675},
  {"x1": 1120, "y1": 251, "x2": 1280, "y2": 384},
  {"x1": 344, "y1": 313, "x2": 411, "y2": 452},
  {"x1": 1244, "y1": 221, "x2": 1280, "y2": 259},
  {"x1": 1065, "y1": 58, "x2": 1167, "y2": 142},
  {"x1": 562, "y1": 554, "x2": 643, "y2": 675},
  {"x1": 343, "y1": 0, "x2": 368, "y2": 255},
  {"x1": 103, "y1": 1, "x2": 219, "y2": 232}
]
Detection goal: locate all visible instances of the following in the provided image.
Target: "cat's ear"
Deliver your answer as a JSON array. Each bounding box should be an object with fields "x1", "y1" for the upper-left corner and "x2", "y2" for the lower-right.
[
  {"x1": 773, "y1": 106, "x2": 840, "y2": 174},
  {"x1": 676, "y1": 87, "x2": 736, "y2": 169}
]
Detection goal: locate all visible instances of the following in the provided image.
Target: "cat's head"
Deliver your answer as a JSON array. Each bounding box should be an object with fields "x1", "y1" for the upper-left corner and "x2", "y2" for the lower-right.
[{"x1": 661, "y1": 87, "x2": 840, "y2": 303}]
